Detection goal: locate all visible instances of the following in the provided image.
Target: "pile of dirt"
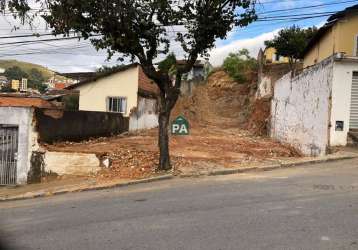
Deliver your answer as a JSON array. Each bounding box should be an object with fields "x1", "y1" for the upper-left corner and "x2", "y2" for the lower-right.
[
  {"x1": 173, "y1": 69, "x2": 275, "y2": 136},
  {"x1": 245, "y1": 99, "x2": 271, "y2": 136},
  {"x1": 172, "y1": 69, "x2": 256, "y2": 128}
]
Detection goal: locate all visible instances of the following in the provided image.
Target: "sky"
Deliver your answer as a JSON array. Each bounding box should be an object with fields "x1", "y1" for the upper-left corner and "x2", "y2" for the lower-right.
[{"x1": 0, "y1": 0, "x2": 356, "y2": 73}]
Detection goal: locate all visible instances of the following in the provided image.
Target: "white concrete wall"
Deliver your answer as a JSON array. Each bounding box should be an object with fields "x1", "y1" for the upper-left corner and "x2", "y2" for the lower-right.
[
  {"x1": 0, "y1": 107, "x2": 36, "y2": 184},
  {"x1": 271, "y1": 59, "x2": 334, "y2": 156},
  {"x1": 330, "y1": 60, "x2": 358, "y2": 145},
  {"x1": 129, "y1": 97, "x2": 158, "y2": 131},
  {"x1": 76, "y1": 66, "x2": 139, "y2": 116},
  {"x1": 44, "y1": 151, "x2": 100, "y2": 176},
  {"x1": 256, "y1": 76, "x2": 273, "y2": 99}
]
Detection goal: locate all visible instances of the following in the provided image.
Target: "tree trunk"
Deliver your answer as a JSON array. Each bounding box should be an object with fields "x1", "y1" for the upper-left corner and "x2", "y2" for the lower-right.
[
  {"x1": 157, "y1": 80, "x2": 180, "y2": 171},
  {"x1": 158, "y1": 107, "x2": 171, "y2": 171}
]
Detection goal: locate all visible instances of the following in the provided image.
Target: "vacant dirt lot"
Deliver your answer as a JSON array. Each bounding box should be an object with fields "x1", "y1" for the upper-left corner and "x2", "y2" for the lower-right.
[{"x1": 45, "y1": 70, "x2": 300, "y2": 180}]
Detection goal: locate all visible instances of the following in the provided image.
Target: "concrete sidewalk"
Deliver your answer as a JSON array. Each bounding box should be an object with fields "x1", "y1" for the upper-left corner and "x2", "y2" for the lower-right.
[{"x1": 1, "y1": 151, "x2": 357, "y2": 202}]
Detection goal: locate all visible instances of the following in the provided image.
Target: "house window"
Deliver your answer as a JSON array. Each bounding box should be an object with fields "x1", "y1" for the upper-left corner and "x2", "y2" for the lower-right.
[{"x1": 107, "y1": 97, "x2": 127, "y2": 114}]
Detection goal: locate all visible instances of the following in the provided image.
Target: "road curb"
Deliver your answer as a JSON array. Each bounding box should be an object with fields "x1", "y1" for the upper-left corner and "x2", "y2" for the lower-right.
[
  {"x1": 1, "y1": 154, "x2": 357, "y2": 202},
  {"x1": 208, "y1": 154, "x2": 358, "y2": 176},
  {"x1": 0, "y1": 175, "x2": 174, "y2": 203}
]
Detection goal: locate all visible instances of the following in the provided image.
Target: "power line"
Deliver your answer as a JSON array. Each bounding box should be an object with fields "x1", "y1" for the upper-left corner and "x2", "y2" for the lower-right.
[{"x1": 0, "y1": 35, "x2": 99, "y2": 46}]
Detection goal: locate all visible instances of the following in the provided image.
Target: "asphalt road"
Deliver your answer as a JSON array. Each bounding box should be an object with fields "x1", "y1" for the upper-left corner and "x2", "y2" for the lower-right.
[{"x1": 1, "y1": 159, "x2": 358, "y2": 250}]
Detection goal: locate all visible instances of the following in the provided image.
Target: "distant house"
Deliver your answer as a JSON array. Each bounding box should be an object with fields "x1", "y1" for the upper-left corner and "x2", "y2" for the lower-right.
[
  {"x1": 303, "y1": 4, "x2": 358, "y2": 68},
  {"x1": 270, "y1": 4, "x2": 358, "y2": 156},
  {"x1": 263, "y1": 47, "x2": 289, "y2": 64},
  {"x1": 176, "y1": 60, "x2": 207, "y2": 81},
  {"x1": 0, "y1": 76, "x2": 8, "y2": 87},
  {"x1": 59, "y1": 72, "x2": 97, "y2": 84},
  {"x1": 0, "y1": 93, "x2": 58, "y2": 109},
  {"x1": 11, "y1": 80, "x2": 20, "y2": 91},
  {"x1": 54, "y1": 82, "x2": 66, "y2": 90},
  {"x1": 67, "y1": 63, "x2": 159, "y2": 131},
  {"x1": 178, "y1": 60, "x2": 212, "y2": 95}
]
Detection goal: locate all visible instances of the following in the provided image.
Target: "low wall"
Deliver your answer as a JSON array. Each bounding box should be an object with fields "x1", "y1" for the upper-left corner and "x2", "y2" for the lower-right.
[
  {"x1": 44, "y1": 151, "x2": 100, "y2": 176},
  {"x1": 271, "y1": 58, "x2": 334, "y2": 156},
  {"x1": 256, "y1": 63, "x2": 300, "y2": 99},
  {"x1": 35, "y1": 109, "x2": 129, "y2": 143}
]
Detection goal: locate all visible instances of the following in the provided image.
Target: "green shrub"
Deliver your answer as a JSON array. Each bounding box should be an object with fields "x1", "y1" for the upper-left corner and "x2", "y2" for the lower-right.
[{"x1": 222, "y1": 49, "x2": 257, "y2": 83}]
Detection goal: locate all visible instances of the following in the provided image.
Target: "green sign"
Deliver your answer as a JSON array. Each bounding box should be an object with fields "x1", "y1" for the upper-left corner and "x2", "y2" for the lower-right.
[{"x1": 171, "y1": 115, "x2": 189, "y2": 135}]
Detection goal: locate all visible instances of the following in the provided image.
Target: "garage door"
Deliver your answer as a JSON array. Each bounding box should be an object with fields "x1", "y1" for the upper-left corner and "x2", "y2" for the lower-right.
[{"x1": 350, "y1": 72, "x2": 358, "y2": 129}]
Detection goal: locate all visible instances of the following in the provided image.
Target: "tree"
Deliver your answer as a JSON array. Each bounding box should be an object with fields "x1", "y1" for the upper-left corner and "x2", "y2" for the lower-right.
[
  {"x1": 0, "y1": 85, "x2": 16, "y2": 93},
  {"x1": 158, "y1": 53, "x2": 177, "y2": 73},
  {"x1": 2, "y1": 0, "x2": 257, "y2": 171},
  {"x1": 223, "y1": 49, "x2": 257, "y2": 83},
  {"x1": 96, "y1": 64, "x2": 125, "y2": 74},
  {"x1": 4, "y1": 66, "x2": 28, "y2": 81},
  {"x1": 28, "y1": 68, "x2": 47, "y2": 93},
  {"x1": 264, "y1": 26, "x2": 318, "y2": 74}
]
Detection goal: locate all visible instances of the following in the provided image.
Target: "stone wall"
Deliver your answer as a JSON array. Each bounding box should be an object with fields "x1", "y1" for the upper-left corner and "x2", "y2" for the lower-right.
[
  {"x1": 271, "y1": 58, "x2": 334, "y2": 156},
  {"x1": 44, "y1": 151, "x2": 100, "y2": 176},
  {"x1": 35, "y1": 109, "x2": 129, "y2": 143}
]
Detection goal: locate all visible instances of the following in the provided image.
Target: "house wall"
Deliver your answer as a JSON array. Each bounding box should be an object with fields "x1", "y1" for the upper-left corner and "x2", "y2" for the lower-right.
[
  {"x1": 304, "y1": 14, "x2": 358, "y2": 67},
  {"x1": 337, "y1": 14, "x2": 358, "y2": 57},
  {"x1": 330, "y1": 60, "x2": 358, "y2": 146},
  {"x1": 0, "y1": 107, "x2": 38, "y2": 184},
  {"x1": 271, "y1": 58, "x2": 334, "y2": 156},
  {"x1": 76, "y1": 66, "x2": 139, "y2": 116},
  {"x1": 129, "y1": 96, "x2": 158, "y2": 131}
]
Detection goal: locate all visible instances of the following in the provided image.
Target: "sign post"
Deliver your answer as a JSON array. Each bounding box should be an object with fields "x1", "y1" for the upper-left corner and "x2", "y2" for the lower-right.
[{"x1": 171, "y1": 116, "x2": 189, "y2": 135}]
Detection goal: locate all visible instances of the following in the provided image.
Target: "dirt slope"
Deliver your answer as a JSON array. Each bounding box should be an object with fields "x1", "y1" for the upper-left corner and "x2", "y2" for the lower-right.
[
  {"x1": 46, "y1": 69, "x2": 299, "y2": 180},
  {"x1": 172, "y1": 69, "x2": 257, "y2": 129}
]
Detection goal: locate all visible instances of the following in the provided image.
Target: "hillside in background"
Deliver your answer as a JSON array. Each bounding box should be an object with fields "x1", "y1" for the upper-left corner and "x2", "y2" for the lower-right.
[{"x1": 0, "y1": 59, "x2": 57, "y2": 80}]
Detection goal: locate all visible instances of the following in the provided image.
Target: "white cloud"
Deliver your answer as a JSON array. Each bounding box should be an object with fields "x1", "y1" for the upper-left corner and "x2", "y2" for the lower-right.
[{"x1": 208, "y1": 29, "x2": 281, "y2": 66}]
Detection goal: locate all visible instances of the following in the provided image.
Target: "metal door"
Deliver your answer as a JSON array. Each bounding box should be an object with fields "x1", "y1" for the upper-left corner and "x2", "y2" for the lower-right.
[
  {"x1": 0, "y1": 126, "x2": 18, "y2": 185},
  {"x1": 350, "y1": 72, "x2": 358, "y2": 129}
]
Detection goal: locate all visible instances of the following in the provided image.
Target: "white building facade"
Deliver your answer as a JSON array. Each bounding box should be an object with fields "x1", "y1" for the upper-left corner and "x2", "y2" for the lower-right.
[{"x1": 271, "y1": 55, "x2": 358, "y2": 156}]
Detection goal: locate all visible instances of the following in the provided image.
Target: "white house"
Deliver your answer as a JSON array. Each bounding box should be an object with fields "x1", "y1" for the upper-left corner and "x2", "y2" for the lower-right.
[{"x1": 67, "y1": 63, "x2": 160, "y2": 131}]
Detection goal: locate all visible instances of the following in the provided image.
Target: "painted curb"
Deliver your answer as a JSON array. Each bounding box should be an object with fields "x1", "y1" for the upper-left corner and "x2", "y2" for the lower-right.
[{"x1": 0, "y1": 175, "x2": 174, "y2": 202}]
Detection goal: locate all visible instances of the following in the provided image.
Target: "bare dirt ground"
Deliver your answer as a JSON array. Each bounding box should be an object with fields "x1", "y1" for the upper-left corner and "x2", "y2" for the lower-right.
[{"x1": 45, "y1": 70, "x2": 300, "y2": 180}]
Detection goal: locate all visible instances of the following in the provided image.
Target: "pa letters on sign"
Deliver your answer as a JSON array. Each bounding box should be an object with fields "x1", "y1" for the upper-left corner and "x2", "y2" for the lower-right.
[
  {"x1": 171, "y1": 116, "x2": 189, "y2": 135},
  {"x1": 172, "y1": 124, "x2": 188, "y2": 134}
]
